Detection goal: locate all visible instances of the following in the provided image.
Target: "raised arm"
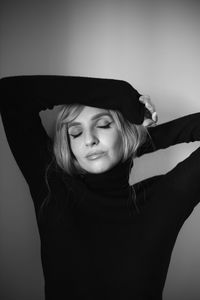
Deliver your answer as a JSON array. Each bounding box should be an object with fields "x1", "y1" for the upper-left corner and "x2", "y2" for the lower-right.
[
  {"x1": 0, "y1": 75, "x2": 145, "y2": 123},
  {"x1": 137, "y1": 113, "x2": 200, "y2": 157},
  {"x1": 135, "y1": 113, "x2": 200, "y2": 218},
  {"x1": 0, "y1": 75, "x2": 146, "y2": 211},
  {"x1": 0, "y1": 80, "x2": 53, "y2": 212}
]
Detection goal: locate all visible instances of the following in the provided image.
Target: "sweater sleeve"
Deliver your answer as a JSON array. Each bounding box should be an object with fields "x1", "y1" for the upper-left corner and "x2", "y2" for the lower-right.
[
  {"x1": 137, "y1": 113, "x2": 200, "y2": 157},
  {"x1": 136, "y1": 113, "x2": 200, "y2": 211},
  {"x1": 0, "y1": 88, "x2": 53, "y2": 212}
]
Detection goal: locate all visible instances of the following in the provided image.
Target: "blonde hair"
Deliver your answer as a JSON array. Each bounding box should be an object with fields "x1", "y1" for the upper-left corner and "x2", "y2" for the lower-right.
[{"x1": 53, "y1": 104, "x2": 148, "y2": 176}]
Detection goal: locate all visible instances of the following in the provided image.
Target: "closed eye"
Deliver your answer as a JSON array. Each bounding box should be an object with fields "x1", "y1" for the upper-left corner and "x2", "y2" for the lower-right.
[
  {"x1": 69, "y1": 122, "x2": 112, "y2": 139},
  {"x1": 97, "y1": 122, "x2": 112, "y2": 128},
  {"x1": 69, "y1": 132, "x2": 82, "y2": 139}
]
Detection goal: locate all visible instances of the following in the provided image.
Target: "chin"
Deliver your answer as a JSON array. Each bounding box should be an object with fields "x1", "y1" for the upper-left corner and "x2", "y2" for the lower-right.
[
  {"x1": 84, "y1": 161, "x2": 113, "y2": 174},
  {"x1": 88, "y1": 166, "x2": 110, "y2": 174}
]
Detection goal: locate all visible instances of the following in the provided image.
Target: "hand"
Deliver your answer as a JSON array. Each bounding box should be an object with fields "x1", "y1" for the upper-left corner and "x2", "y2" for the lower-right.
[{"x1": 139, "y1": 95, "x2": 158, "y2": 127}]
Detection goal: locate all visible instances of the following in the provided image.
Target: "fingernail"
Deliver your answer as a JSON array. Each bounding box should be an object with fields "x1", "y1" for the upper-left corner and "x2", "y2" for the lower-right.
[{"x1": 152, "y1": 112, "x2": 158, "y2": 121}]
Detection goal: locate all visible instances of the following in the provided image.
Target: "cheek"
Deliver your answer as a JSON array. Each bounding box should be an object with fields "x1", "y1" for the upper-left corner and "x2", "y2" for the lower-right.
[
  {"x1": 69, "y1": 139, "x2": 82, "y2": 159},
  {"x1": 107, "y1": 131, "x2": 123, "y2": 155}
]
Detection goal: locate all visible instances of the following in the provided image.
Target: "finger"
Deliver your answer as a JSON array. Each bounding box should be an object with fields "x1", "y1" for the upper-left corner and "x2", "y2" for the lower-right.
[
  {"x1": 145, "y1": 101, "x2": 156, "y2": 114},
  {"x1": 143, "y1": 119, "x2": 151, "y2": 127},
  {"x1": 143, "y1": 118, "x2": 157, "y2": 127},
  {"x1": 144, "y1": 106, "x2": 158, "y2": 122},
  {"x1": 143, "y1": 119, "x2": 154, "y2": 127},
  {"x1": 152, "y1": 111, "x2": 158, "y2": 122},
  {"x1": 140, "y1": 95, "x2": 158, "y2": 123},
  {"x1": 139, "y1": 95, "x2": 156, "y2": 113},
  {"x1": 139, "y1": 95, "x2": 151, "y2": 104}
]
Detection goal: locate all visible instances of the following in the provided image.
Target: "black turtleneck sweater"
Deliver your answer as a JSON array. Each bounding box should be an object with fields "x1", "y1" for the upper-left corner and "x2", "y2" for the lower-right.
[{"x1": 1, "y1": 77, "x2": 200, "y2": 300}]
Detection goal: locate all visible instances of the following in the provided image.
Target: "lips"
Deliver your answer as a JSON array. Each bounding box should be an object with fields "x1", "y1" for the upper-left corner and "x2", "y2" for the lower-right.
[{"x1": 86, "y1": 151, "x2": 106, "y2": 160}]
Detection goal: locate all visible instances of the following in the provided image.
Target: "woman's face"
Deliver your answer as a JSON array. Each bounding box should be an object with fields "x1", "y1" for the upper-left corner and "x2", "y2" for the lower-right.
[{"x1": 67, "y1": 106, "x2": 123, "y2": 174}]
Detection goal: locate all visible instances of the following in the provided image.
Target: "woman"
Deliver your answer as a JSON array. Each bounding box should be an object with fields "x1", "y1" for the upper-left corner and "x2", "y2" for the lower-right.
[{"x1": 1, "y1": 75, "x2": 200, "y2": 300}]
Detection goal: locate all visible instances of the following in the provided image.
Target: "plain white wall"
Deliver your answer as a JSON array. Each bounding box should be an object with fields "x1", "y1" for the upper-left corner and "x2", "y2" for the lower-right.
[{"x1": 0, "y1": 0, "x2": 200, "y2": 299}]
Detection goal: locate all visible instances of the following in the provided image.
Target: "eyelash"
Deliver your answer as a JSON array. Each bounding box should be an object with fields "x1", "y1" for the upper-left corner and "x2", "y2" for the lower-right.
[{"x1": 69, "y1": 122, "x2": 112, "y2": 139}]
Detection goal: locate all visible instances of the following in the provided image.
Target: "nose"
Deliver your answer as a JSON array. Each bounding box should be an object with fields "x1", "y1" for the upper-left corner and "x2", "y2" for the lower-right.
[{"x1": 84, "y1": 129, "x2": 99, "y2": 147}]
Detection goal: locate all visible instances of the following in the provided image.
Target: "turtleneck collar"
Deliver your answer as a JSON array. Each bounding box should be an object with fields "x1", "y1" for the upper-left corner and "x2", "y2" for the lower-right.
[
  {"x1": 60, "y1": 156, "x2": 138, "y2": 223},
  {"x1": 78, "y1": 157, "x2": 133, "y2": 198}
]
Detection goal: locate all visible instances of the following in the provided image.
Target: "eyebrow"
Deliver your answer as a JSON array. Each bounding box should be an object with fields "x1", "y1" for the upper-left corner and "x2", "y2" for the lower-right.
[{"x1": 67, "y1": 112, "x2": 112, "y2": 129}]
